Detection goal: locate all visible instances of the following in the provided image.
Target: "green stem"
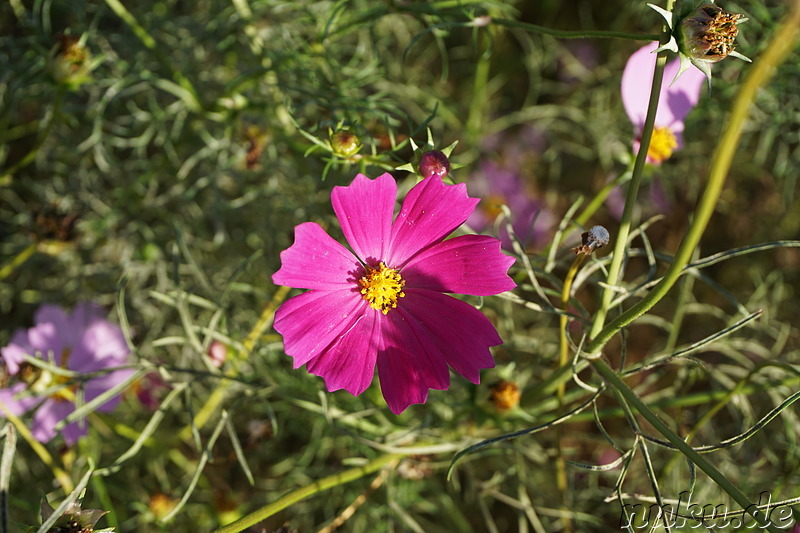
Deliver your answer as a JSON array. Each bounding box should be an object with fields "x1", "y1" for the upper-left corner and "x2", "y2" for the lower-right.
[
  {"x1": 0, "y1": 243, "x2": 36, "y2": 281},
  {"x1": 585, "y1": 0, "x2": 800, "y2": 356},
  {"x1": 102, "y1": 0, "x2": 203, "y2": 112},
  {"x1": 588, "y1": 0, "x2": 676, "y2": 341},
  {"x1": 466, "y1": 31, "x2": 491, "y2": 146},
  {"x1": 590, "y1": 358, "x2": 783, "y2": 533},
  {"x1": 493, "y1": 19, "x2": 659, "y2": 41},
  {"x1": 574, "y1": 169, "x2": 632, "y2": 229},
  {"x1": 215, "y1": 453, "x2": 403, "y2": 533}
]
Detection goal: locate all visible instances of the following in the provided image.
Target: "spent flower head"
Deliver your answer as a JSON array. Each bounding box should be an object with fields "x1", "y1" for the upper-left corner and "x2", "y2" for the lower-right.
[
  {"x1": 575, "y1": 225, "x2": 610, "y2": 255},
  {"x1": 648, "y1": 1, "x2": 750, "y2": 87},
  {"x1": 36, "y1": 498, "x2": 112, "y2": 532},
  {"x1": 0, "y1": 302, "x2": 133, "y2": 444},
  {"x1": 272, "y1": 173, "x2": 515, "y2": 414},
  {"x1": 622, "y1": 42, "x2": 705, "y2": 165}
]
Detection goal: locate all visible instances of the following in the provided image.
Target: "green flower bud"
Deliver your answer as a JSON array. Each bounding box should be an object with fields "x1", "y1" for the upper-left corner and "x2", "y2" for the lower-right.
[
  {"x1": 48, "y1": 34, "x2": 92, "y2": 89},
  {"x1": 329, "y1": 130, "x2": 361, "y2": 158}
]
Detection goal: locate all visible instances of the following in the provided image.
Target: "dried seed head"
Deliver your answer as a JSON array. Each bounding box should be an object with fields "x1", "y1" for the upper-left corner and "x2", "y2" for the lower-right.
[
  {"x1": 575, "y1": 225, "x2": 610, "y2": 255},
  {"x1": 679, "y1": 4, "x2": 745, "y2": 63}
]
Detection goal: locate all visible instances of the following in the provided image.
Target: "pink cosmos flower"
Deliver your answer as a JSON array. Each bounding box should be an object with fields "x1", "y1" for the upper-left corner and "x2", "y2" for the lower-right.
[
  {"x1": 621, "y1": 42, "x2": 705, "y2": 165},
  {"x1": 272, "y1": 173, "x2": 516, "y2": 414},
  {"x1": 0, "y1": 302, "x2": 133, "y2": 444}
]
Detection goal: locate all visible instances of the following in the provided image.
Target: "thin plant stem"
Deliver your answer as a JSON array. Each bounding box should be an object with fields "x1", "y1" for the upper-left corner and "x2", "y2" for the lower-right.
[
  {"x1": 574, "y1": 168, "x2": 632, "y2": 229},
  {"x1": 588, "y1": 0, "x2": 675, "y2": 341},
  {"x1": 555, "y1": 253, "x2": 587, "y2": 533},
  {"x1": 215, "y1": 453, "x2": 403, "y2": 533},
  {"x1": 177, "y1": 285, "x2": 290, "y2": 441},
  {"x1": 0, "y1": 399, "x2": 73, "y2": 494},
  {"x1": 589, "y1": 357, "x2": 783, "y2": 533},
  {"x1": 0, "y1": 243, "x2": 36, "y2": 281},
  {"x1": 584, "y1": 0, "x2": 800, "y2": 355},
  {"x1": 493, "y1": 19, "x2": 659, "y2": 41}
]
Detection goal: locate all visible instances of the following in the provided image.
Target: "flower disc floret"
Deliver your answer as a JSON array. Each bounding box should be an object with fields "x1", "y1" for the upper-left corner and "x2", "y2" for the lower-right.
[
  {"x1": 359, "y1": 262, "x2": 405, "y2": 314},
  {"x1": 648, "y1": 126, "x2": 679, "y2": 164}
]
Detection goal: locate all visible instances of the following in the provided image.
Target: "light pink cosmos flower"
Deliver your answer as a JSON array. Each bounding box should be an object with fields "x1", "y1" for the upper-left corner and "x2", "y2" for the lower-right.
[
  {"x1": 622, "y1": 42, "x2": 705, "y2": 165},
  {"x1": 0, "y1": 302, "x2": 133, "y2": 444},
  {"x1": 272, "y1": 173, "x2": 516, "y2": 414}
]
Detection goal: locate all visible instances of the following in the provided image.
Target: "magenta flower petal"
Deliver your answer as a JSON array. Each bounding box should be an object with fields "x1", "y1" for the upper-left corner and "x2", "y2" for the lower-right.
[
  {"x1": 378, "y1": 306, "x2": 452, "y2": 414},
  {"x1": 274, "y1": 289, "x2": 369, "y2": 369},
  {"x1": 306, "y1": 310, "x2": 381, "y2": 395},
  {"x1": 272, "y1": 172, "x2": 512, "y2": 414},
  {"x1": 402, "y1": 235, "x2": 516, "y2": 295},
  {"x1": 387, "y1": 176, "x2": 479, "y2": 267},
  {"x1": 331, "y1": 173, "x2": 396, "y2": 264},
  {"x1": 0, "y1": 383, "x2": 43, "y2": 416},
  {"x1": 400, "y1": 289, "x2": 499, "y2": 383},
  {"x1": 31, "y1": 399, "x2": 76, "y2": 444},
  {"x1": 272, "y1": 222, "x2": 363, "y2": 290}
]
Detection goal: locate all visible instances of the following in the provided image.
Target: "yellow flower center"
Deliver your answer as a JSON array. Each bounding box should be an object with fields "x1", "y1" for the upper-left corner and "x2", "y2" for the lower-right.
[
  {"x1": 358, "y1": 262, "x2": 405, "y2": 314},
  {"x1": 647, "y1": 126, "x2": 678, "y2": 164}
]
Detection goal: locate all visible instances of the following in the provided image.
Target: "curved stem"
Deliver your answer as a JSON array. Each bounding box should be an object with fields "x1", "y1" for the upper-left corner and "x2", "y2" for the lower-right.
[
  {"x1": 590, "y1": 358, "x2": 783, "y2": 533},
  {"x1": 585, "y1": 0, "x2": 800, "y2": 355},
  {"x1": 215, "y1": 453, "x2": 403, "y2": 533}
]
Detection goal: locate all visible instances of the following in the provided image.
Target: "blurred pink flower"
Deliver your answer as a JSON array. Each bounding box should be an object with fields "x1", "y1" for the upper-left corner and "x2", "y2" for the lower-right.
[
  {"x1": 467, "y1": 161, "x2": 553, "y2": 250},
  {"x1": 622, "y1": 42, "x2": 705, "y2": 164},
  {"x1": 0, "y1": 302, "x2": 133, "y2": 444},
  {"x1": 208, "y1": 340, "x2": 228, "y2": 368},
  {"x1": 133, "y1": 371, "x2": 170, "y2": 411},
  {"x1": 272, "y1": 173, "x2": 515, "y2": 414}
]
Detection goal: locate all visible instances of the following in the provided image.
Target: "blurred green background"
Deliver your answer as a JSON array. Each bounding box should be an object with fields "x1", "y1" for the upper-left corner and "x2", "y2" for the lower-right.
[{"x1": 1, "y1": 0, "x2": 798, "y2": 531}]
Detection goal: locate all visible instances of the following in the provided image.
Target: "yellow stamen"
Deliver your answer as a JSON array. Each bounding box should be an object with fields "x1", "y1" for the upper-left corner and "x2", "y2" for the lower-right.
[
  {"x1": 647, "y1": 126, "x2": 678, "y2": 164},
  {"x1": 358, "y1": 262, "x2": 405, "y2": 314}
]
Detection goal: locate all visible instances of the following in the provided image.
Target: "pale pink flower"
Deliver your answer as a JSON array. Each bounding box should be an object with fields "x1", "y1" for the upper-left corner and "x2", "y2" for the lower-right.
[
  {"x1": 0, "y1": 302, "x2": 132, "y2": 444},
  {"x1": 622, "y1": 42, "x2": 705, "y2": 164}
]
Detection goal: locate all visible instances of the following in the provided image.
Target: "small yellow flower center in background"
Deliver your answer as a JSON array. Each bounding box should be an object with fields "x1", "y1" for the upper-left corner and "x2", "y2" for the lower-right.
[
  {"x1": 359, "y1": 262, "x2": 405, "y2": 314},
  {"x1": 481, "y1": 194, "x2": 507, "y2": 221},
  {"x1": 490, "y1": 380, "x2": 521, "y2": 411},
  {"x1": 647, "y1": 126, "x2": 678, "y2": 164}
]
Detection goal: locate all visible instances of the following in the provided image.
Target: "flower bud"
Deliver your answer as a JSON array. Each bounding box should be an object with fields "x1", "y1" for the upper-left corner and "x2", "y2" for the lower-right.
[
  {"x1": 418, "y1": 150, "x2": 450, "y2": 179},
  {"x1": 678, "y1": 4, "x2": 744, "y2": 63},
  {"x1": 208, "y1": 340, "x2": 228, "y2": 368},
  {"x1": 575, "y1": 225, "x2": 610, "y2": 255},
  {"x1": 48, "y1": 34, "x2": 92, "y2": 89},
  {"x1": 330, "y1": 130, "x2": 361, "y2": 158},
  {"x1": 490, "y1": 380, "x2": 521, "y2": 411}
]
